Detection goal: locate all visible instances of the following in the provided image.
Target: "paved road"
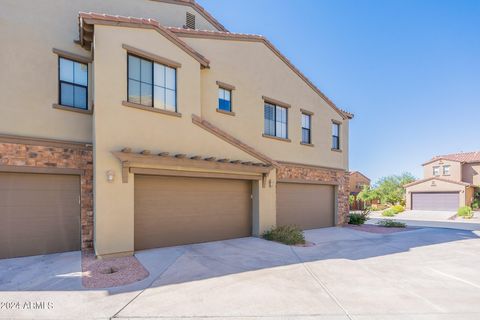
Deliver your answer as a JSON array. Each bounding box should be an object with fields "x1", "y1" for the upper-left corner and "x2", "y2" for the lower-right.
[{"x1": 1, "y1": 227, "x2": 480, "y2": 319}]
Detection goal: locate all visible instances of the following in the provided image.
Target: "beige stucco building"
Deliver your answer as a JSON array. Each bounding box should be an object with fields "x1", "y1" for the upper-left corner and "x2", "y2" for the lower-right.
[
  {"x1": 405, "y1": 152, "x2": 480, "y2": 211},
  {"x1": 0, "y1": 0, "x2": 353, "y2": 259}
]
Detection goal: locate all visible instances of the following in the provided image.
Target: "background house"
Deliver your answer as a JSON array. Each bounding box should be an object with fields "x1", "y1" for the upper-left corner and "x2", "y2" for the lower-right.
[
  {"x1": 349, "y1": 171, "x2": 370, "y2": 210},
  {"x1": 405, "y1": 151, "x2": 480, "y2": 211}
]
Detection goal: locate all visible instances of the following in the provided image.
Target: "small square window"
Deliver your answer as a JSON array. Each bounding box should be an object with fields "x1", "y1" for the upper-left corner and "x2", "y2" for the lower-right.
[
  {"x1": 58, "y1": 57, "x2": 88, "y2": 109},
  {"x1": 218, "y1": 88, "x2": 232, "y2": 112},
  {"x1": 264, "y1": 103, "x2": 288, "y2": 139}
]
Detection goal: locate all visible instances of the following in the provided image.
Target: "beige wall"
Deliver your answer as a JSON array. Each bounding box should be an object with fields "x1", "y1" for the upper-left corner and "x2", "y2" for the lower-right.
[
  {"x1": 423, "y1": 159, "x2": 462, "y2": 181},
  {"x1": 405, "y1": 179, "x2": 467, "y2": 209},
  {"x1": 181, "y1": 38, "x2": 349, "y2": 170},
  {"x1": 92, "y1": 26, "x2": 278, "y2": 256},
  {"x1": 349, "y1": 173, "x2": 370, "y2": 194},
  {"x1": 0, "y1": 0, "x2": 218, "y2": 142},
  {"x1": 462, "y1": 163, "x2": 480, "y2": 186}
]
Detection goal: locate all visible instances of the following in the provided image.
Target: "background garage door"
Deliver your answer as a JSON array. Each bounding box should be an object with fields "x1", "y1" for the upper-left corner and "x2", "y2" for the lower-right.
[
  {"x1": 0, "y1": 172, "x2": 81, "y2": 259},
  {"x1": 411, "y1": 192, "x2": 459, "y2": 211},
  {"x1": 134, "y1": 175, "x2": 252, "y2": 250},
  {"x1": 277, "y1": 182, "x2": 335, "y2": 230}
]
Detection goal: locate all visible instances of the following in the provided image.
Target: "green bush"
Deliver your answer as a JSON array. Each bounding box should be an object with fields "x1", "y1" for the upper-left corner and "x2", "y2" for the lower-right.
[
  {"x1": 382, "y1": 209, "x2": 396, "y2": 217},
  {"x1": 458, "y1": 206, "x2": 473, "y2": 219},
  {"x1": 377, "y1": 220, "x2": 406, "y2": 228},
  {"x1": 391, "y1": 205, "x2": 405, "y2": 213},
  {"x1": 262, "y1": 225, "x2": 305, "y2": 245},
  {"x1": 348, "y1": 208, "x2": 370, "y2": 225},
  {"x1": 472, "y1": 199, "x2": 480, "y2": 210}
]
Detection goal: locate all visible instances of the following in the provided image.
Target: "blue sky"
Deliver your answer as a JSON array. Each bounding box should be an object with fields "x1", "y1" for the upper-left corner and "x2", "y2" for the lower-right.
[{"x1": 199, "y1": 0, "x2": 480, "y2": 183}]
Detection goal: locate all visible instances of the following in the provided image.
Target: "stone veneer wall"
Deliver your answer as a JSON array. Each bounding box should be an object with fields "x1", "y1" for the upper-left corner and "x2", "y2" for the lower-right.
[
  {"x1": 277, "y1": 164, "x2": 350, "y2": 225},
  {"x1": 0, "y1": 141, "x2": 93, "y2": 250}
]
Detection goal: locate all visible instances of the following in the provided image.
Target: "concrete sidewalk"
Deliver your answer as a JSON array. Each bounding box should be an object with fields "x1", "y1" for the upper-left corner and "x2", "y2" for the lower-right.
[{"x1": 1, "y1": 227, "x2": 480, "y2": 319}]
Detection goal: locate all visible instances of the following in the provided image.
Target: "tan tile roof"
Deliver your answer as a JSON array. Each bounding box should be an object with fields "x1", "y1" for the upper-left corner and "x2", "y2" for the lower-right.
[
  {"x1": 153, "y1": 0, "x2": 228, "y2": 32},
  {"x1": 167, "y1": 27, "x2": 353, "y2": 120},
  {"x1": 404, "y1": 177, "x2": 471, "y2": 188},
  {"x1": 78, "y1": 12, "x2": 210, "y2": 68},
  {"x1": 424, "y1": 151, "x2": 480, "y2": 165},
  {"x1": 349, "y1": 171, "x2": 370, "y2": 181}
]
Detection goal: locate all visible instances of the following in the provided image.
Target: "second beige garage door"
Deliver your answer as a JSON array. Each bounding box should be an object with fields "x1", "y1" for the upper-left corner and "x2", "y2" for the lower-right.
[
  {"x1": 277, "y1": 182, "x2": 335, "y2": 230},
  {"x1": 134, "y1": 175, "x2": 252, "y2": 250}
]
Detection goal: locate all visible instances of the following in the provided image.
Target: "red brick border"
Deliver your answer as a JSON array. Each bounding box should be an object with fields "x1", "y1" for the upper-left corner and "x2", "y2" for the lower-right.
[
  {"x1": 277, "y1": 164, "x2": 350, "y2": 225},
  {"x1": 0, "y1": 142, "x2": 93, "y2": 250}
]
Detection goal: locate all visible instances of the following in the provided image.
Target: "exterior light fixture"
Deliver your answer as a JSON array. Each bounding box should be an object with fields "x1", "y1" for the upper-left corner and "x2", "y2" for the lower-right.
[{"x1": 106, "y1": 170, "x2": 115, "y2": 183}]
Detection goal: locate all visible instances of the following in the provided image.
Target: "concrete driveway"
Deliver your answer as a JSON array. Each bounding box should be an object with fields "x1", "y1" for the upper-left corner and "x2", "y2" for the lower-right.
[{"x1": 1, "y1": 227, "x2": 480, "y2": 319}]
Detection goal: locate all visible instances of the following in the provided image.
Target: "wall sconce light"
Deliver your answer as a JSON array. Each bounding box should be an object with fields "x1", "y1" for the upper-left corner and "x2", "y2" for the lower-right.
[{"x1": 106, "y1": 170, "x2": 115, "y2": 183}]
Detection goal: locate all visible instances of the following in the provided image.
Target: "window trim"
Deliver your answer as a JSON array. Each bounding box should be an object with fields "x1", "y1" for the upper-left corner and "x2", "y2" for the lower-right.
[
  {"x1": 122, "y1": 44, "x2": 182, "y2": 69},
  {"x1": 301, "y1": 112, "x2": 312, "y2": 145},
  {"x1": 126, "y1": 52, "x2": 178, "y2": 112},
  {"x1": 262, "y1": 96, "x2": 291, "y2": 109},
  {"x1": 57, "y1": 56, "x2": 89, "y2": 110},
  {"x1": 331, "y1": 120, "x2": 341, "y2": 151},
  {"x1": 433, "y1": 166, "x2": 440, "y2": 176},
  {"x1": 122, "y1": 100, "x2": 181, "y2": 117},
  {"x1": 263, "y1": 102, "x2": 289, "y2": 141}
]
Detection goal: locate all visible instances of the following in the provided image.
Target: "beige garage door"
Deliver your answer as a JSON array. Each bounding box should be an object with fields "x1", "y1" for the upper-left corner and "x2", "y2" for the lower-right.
[
  {"x1": 134, "y1": 175, "x2": 252, "y2": 250},
  {"x1": 411, "y1": 192, "x2": 459, "y2": 211},
  {"x1": 277, "y1": 182, "x2": 335, "y2": 230},
  {"x1": 0, "y1": 172, "x2": 81, "y2": 259}
]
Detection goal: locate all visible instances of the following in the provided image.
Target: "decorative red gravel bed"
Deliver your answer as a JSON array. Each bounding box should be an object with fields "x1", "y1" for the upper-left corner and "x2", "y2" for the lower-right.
[
  {"x1": 82, "y1": 253, "x2": 149, "y2": 289},
  {"x1": 346, "y1": 224, "x2": 415, "y2": 234}
]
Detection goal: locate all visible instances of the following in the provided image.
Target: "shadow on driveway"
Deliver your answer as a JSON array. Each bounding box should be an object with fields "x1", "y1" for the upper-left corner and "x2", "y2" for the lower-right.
[{"x1": 1, "y1": 226, "x2": 477, "y2": 294}]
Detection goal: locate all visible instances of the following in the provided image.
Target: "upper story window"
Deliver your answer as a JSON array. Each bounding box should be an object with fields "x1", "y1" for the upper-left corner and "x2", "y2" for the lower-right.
[
  {"x1": 264, "y1": 103, "x2": 288, "y2": 139},
  {"x1": 301, "y1": 113, "x2": 311, "y2": 144},
  {"x1": 443, "y1": 165, "x2": 451, "y2": 176},
  {"x1": 128, "y1": 54, "x2": 177, "y2": 112},
  {"x1": 433, "y1": 166, "x2": 440, "y2": 176},
  {"x1": 332, "y1": 122, "x2": 340, "y2": 150},
  {"x1": 59, "y1": 57, "x2": 88, "y2": 109},
  {"x1": 218, "y1": 87, "x2": 232, "y2": 112}
]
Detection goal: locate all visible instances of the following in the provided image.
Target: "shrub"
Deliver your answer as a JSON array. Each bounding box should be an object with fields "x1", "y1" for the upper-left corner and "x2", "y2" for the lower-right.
[
  {"x1": 377, "y1": 220, "x2": 406, "y2": 228},
  {"x1": 262, "y1": 225, "x2": 305, "y2": 245},
  {"x1": 348, "y1": 208, "x2": 370, "y2": 225},
  {"x1": 391, "y1": 205, "x2": 405, "y2": 214},
  {"x1": 458, "y1": 206, "x2": 473, "y2": 219},
  {"x1": 472, "y1": 199, "x2": 480, "y2": 210},
  {"x1": 382, "y1": 208, "x2": 396, "y2": 217}
]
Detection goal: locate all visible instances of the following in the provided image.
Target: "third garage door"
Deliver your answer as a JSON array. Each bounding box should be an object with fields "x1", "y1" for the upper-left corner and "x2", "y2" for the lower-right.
[
  {"x1": 276, "y1": 182, "x2": 335, "y2": 230},
  {"x1": 411, "y1": 192, "x2": 459, "y2": 211},
  {"x1": 134, "y1": 175, "x2": 252, "y2": 250}
]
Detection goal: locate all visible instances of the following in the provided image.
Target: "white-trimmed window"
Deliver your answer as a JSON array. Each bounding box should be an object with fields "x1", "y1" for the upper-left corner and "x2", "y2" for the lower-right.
[{"x1": 433, "y1": 166, "x2": 440, "y2": 176}]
